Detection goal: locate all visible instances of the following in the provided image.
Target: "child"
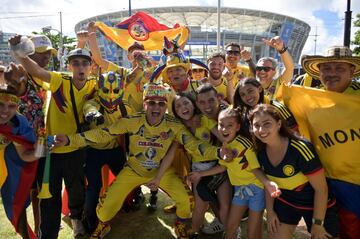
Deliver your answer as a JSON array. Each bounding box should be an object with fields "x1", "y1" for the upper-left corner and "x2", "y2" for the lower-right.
[
  {"x1": 0, "y1": 76, "x2": 38, "y2": 239},
  {"x1": 189, "y1": 106, "x2": 279, "y2": 239}
]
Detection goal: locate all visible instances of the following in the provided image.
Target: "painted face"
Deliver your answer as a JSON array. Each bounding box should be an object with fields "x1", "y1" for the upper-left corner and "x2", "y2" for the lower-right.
[
  {"x1": 239, "y1": 84, "x2": 262, "y2": 108},
  {"x1": 174, "y1": 96, "x2": 195, "y2": 120},
  {"x1": 0, "y1": 100, "x2": 18, "y2": 125},
  {"x1": 256, "y1": 60, "x2": 276, "y2": 89},
  {"x1": 98, "y1": 72, "x2": 124, "y2": 109},
  {"x1": 218, "y1": 115, "x2": 240, "y2": 143},
  {"x1": 196, "y1": 90, "x2": 220, "y2": 120},
  {"x1": 251, "y1": 112, "x2": 281, "y2": 144},
  {"x1": 318, "y1": 62, "x2": 354, "y2": 93},
  {"x1": 166, "y1": 66, "x2": 188, "y2": 86}
]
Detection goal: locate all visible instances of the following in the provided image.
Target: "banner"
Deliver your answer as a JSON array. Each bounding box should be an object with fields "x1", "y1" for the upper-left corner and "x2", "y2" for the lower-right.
[
  {"x1": 283, "y1": 85, "x2": 360, "y2": 185},
  {"x1": 95, "y1": 11, "x2": 189, "y2": 51}
]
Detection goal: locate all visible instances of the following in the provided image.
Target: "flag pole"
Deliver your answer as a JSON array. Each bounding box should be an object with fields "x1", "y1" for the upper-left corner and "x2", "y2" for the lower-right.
[{"x1": 217, "y1": 0, "x2": 221, "y2": 52}]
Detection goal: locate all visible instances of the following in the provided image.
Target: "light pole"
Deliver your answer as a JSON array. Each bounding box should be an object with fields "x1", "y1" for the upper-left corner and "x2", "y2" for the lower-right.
[{"x1": 42, "y1": 26, "x2": 64, "y2": 70}]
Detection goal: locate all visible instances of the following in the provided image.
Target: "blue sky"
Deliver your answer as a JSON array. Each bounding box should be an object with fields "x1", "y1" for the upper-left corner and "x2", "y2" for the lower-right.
[{"x1": 1, "y1": 0, "x2": 359, "y2": 59}]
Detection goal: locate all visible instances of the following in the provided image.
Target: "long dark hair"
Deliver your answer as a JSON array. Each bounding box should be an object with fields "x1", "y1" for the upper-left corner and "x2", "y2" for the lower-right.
[
  {"x1": 248, "y1": 104, "x2": 302, "y2": 152},
  {"x1": 233, "y1": 77, "x2": 264, "y2": 110},
  {"x1": 171, "y1": 92, "x2": 200, "y2": 121},
  {"x1": 218, "y1": 106, "x2": 250, "y2": 138}
]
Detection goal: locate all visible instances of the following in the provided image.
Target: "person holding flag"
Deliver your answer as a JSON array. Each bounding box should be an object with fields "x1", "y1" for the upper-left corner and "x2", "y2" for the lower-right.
[
  {"x1": 282, "y1": 46, "x2": 360, "y2": 239},
  {"x1": 0, "y1": 67, "x2": 39, "y2": 239}
]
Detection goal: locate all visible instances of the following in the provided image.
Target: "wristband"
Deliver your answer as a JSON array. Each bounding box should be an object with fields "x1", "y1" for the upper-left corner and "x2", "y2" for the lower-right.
[
  {"x1": 278, "y1": 46, "x2": 288, "y2": 54},
  {"x1": 312, "y1": 218, "x2": 324, "y2": 226}
]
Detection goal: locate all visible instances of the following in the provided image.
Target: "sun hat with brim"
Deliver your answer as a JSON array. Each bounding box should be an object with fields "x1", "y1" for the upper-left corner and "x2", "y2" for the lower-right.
[
  {"x1": 192, "y1": 64, "x2": 206, "y2": 71},
  {"x1": 161, "y1": 54, "x2": 191, "y2": 83},
  {"x1": 67, "y1": 48, "x2": 92, "y2": 62},
  {"x1": 29, "y1": 35, "x2": 57, "y2": 56},
  {"x1": 301, "y1": 46, "x2": 360, "y2": 78}
]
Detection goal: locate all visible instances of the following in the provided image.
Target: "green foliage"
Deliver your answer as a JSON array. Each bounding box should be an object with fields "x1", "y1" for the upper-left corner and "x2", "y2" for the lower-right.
[{"x1": 353, "y1": 13, "x2": 360, "y2": 56}]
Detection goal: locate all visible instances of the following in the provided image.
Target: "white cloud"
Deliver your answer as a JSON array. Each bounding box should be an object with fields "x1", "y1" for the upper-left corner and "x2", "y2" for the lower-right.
[{"x1": 1, "y1": 0, "x2": 359, "y2": 59}]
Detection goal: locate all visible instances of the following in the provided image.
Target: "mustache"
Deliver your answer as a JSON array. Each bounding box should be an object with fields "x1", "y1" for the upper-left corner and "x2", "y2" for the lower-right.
[{"x1": 324, "y1": 76, "x2": 340, "y2": 82}]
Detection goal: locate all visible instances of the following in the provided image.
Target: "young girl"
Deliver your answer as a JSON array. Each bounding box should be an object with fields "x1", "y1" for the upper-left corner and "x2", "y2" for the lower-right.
[
  {"x1": 233, "y1": 77, "x2": 297, "y2": 136},
  {"x1": 172, "y1": 92, "x2": 232, "y2": 237},
  {"x1": 189, "y1": 106, "x2": 278, "y2": 239},
  {"x1": 249, "y1": 104, "x2": 338, "y2": 239}
]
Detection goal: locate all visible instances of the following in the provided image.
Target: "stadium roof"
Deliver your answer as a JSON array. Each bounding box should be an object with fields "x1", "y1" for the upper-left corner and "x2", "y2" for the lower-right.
[{"x1": 79, "y1": 6, "x2": 310, "y2": 36}]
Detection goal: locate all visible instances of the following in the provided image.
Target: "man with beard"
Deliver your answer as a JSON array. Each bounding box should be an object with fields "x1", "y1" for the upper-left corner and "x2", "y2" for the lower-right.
[
  {"x1": 204, "y1": 53, "x2": 233, "y2": 103},
  {"x1": 255, "y1": 36, "x2": 294, "y2": 100},
  {"x1": 9, "y1": 35, "x2": 96, "y2": 239},
  {"x1": 301, "y1": 46, "x2": 360, "y2": 239}
]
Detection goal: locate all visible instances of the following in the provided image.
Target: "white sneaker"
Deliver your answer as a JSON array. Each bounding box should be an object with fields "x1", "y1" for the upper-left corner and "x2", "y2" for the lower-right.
[
  {"x1": 236, "y1": 226, "x2": 242, "y2": 239},
  {"x1": 202, "y1": 218, "x2": 224, "y2": 234},
  {"x1": 71, "y1": 219, "x2": 85, "y2": 237}
]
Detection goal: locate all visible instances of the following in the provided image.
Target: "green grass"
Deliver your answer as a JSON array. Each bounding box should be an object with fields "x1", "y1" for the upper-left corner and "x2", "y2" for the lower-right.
[{"x1": 0, "y1": 187, "x2": 310, "y2": 238}]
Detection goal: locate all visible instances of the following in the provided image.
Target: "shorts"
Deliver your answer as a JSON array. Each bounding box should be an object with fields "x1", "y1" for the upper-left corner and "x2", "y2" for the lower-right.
[
  {"x1": 274, "y1": 198, "x2": 339, "y2": 238},
  {"x1": 196, "y1": 173, "x2": 228, "y2": 203},
  {"x1": 232, "y1": 184, "x2": 265, "y2": 212},
  {"x1": 191, "y1": 160, "x2": 217, "y2": 172}
]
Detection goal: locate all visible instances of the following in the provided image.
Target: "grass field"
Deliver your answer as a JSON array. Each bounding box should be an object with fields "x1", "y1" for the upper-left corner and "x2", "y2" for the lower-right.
[{"x1": 0, "y1": 186, "x2": 310, "y2": 239}]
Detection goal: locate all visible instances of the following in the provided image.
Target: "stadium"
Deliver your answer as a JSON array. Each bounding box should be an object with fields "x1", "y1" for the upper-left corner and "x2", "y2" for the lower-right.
[{"x1": 75, "y1": 6, "x2": 311, "y2": 67}]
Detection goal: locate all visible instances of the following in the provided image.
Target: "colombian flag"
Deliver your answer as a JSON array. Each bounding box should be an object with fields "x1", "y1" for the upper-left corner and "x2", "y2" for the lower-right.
[
  {"x1": 282, "y1": 85, "x2": 360, "y2": 185},
  {"x1": 0, "y1": 115, "x2": 37, "y2": 239},
  {"x1": 95, "y1": 11, "x2": 189, "y2": 50}
]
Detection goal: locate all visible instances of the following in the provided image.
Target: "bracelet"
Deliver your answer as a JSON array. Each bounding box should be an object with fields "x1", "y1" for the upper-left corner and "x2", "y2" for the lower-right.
[{"x1": 277, "y1": 46, "x2": 288, "y2": 54}]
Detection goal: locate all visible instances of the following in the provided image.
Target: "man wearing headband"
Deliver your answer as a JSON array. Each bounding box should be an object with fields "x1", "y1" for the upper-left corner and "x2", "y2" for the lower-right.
[
  {"x1": 301, "y1": 46, "x2": 360, "y2": 238},
  {"x1": 54, "y1": 82, "x2": 231, "y2": 239}
]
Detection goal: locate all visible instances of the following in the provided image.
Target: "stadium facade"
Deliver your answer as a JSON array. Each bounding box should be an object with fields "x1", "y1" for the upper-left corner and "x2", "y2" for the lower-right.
[{"x1": 75, "y1": 6, "x2": 310, "y2": 67}]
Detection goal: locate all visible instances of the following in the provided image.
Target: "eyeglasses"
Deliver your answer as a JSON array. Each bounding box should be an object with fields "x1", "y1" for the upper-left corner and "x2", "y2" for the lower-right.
[
  {"x1": 146, "y1": 100, "x2": 167, "y2": 107},
  {"x1": 226, "y1": 50, "x2": 240, "y2": 56},
  {"x1": 71, "y1": 61, "x2": 91, "y2": 67},
  {"x1": 255, "y1": 66, "x2": 274, "y2": 72}
]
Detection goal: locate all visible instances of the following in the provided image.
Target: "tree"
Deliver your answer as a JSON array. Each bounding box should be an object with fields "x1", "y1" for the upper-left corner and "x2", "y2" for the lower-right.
[
  {"x1": 353, "y1": 13, "x2": 360, "y2": 56},
  {"x1": 32, "y1": 31, "x2": 77, "y2": 70}
]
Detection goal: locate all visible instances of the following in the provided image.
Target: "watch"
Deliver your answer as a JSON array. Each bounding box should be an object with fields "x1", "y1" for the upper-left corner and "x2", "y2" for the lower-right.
[{"x1": 312, "y1": 218, "x2": 324, "y2": 226}]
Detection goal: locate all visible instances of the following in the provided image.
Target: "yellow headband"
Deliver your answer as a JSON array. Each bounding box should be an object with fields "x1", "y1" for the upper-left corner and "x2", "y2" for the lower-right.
[{"x1": 0, "y1": 93, "x2": 19, "y2": 104}]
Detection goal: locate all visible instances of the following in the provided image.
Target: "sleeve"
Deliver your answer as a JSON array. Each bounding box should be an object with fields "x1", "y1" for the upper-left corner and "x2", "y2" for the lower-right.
[
  {"x1": 68, "y1": 116, "x2": 135, "y2": 148},
  {"x1": 175, "y1": 124, "x2": 219, "y2": 161},
  {"x1": 270, "y1": 100, "x2": 297, "y2": 129},
  {"x1": 245, "y1": 147, "x2": 260, "y2": 170},
  {"x1": 295, "y1": 140, "x2": 323, "y2": 175},
  {"x1": 83, "y1": 98, "x2": 100, "y2": 115},
  {"x1": 48, "y1": 72, "x2": 64, "y2": 92}
]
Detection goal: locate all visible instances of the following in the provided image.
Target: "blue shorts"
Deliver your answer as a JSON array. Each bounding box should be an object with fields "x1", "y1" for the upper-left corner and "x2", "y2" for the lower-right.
[{"x1": 232, "y1": 184, "x2": 265, "y2": 212}]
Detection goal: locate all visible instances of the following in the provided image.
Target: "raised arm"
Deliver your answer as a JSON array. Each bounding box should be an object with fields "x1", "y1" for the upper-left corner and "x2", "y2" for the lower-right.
[
  {"x1": 8, "y1": 35, "x2": 51, "y2": 82},
  {"x1": 87, "y1": 22, "x2": 110, "y2": 70},
  {"x1": 262, "y1": 36, "x2": 294, "y2": 85}
]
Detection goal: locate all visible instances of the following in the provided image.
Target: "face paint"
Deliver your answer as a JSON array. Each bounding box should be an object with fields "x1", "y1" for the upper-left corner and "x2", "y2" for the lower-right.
[{"x1": 97, "y1": 71, "x2": 124, "y2": 109}]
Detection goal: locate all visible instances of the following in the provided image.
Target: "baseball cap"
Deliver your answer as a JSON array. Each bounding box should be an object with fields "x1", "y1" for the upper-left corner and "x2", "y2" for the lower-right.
[
  {"x1": 67, "y1": 48, "x2": 92, "y2": 62},
  {"x1": 29, "y1": 35, "x2": 57, "y2": 56}
]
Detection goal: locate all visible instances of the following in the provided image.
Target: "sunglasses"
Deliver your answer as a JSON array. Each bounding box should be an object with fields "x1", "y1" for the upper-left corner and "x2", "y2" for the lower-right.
[
  {"x1": 71, "y1": 61, "x2": 91, "y2": 67},
  {"x1": 146, "y1": 100, "x2": 167, "y2": 107},
  {"x1": 226, "y1": 50, "x2": 240, "y2": 56},
  {"x1": 255, "y1": 66, "x2": 274, "y2": 72}
]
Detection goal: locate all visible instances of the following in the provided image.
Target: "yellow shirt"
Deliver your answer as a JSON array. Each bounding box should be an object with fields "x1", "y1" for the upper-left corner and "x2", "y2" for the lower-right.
[
  {"x1": 343, "y1": 81, "x2": 360, "y2": 95},
  {"x1": 68, "y1": 113, "x2": 219, "y2": 177},
  {"x1": 230, "y1": 65, "x2": 253, "y2": 87},
  {"x1": 47, "y1": 72, "x2": 97, "y2": 153},
  {"x1": 219, "y1": 135, "x2": 262, "y2": 188},
  {"x1": 264, "y1": 76, "x2": 282, "y2": 101}
]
